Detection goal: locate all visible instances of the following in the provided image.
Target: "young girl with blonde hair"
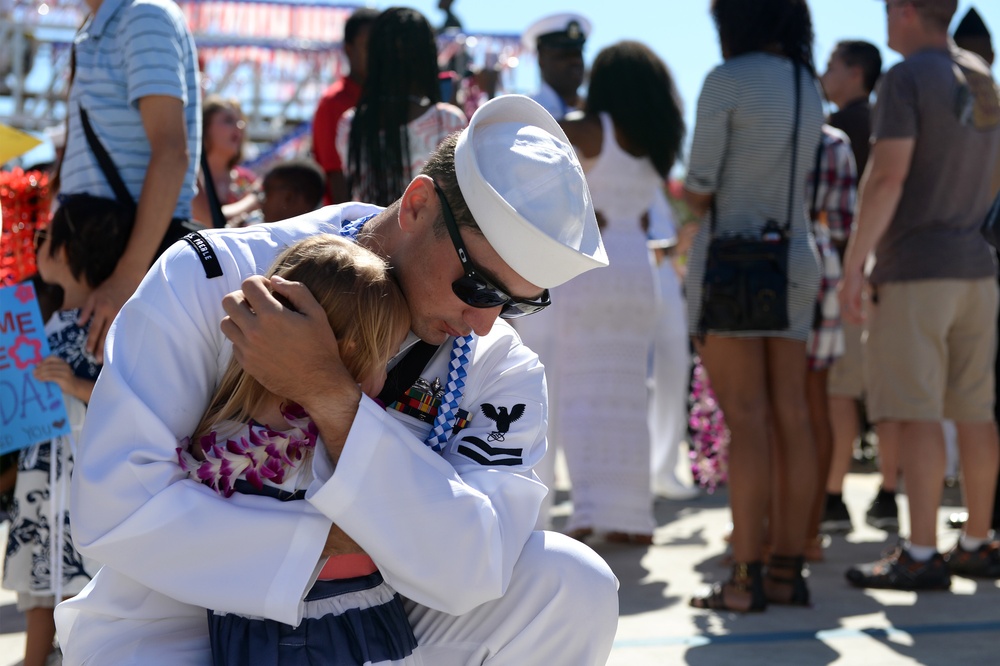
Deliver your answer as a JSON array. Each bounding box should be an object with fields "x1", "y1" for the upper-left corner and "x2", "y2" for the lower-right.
[{"x1": 177, "y1": 233, "x2": 417, "y2": 665}]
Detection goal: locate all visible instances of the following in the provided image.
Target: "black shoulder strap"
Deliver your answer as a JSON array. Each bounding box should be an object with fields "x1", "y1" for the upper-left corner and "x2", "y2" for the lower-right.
[
  {"x1": 784, "y1": 59, "x2": 802, "y2": 233},
  {"x1": 200, "y1": 150, "x2": 229, "y2": 229},
  {"x1": 377, "y1": 341, "x2": 441, "y2": 405},
  {"x1": 79, "y1": 106, "x2": 136, "y2": 214},
  {"x1": 809, "y1": 137, "x2": 824, "y2": 221}
]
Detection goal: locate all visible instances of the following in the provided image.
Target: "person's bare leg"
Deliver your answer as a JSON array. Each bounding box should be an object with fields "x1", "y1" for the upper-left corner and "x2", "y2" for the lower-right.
[
  {"x1": 806, "y1": 368, "x2": 833, "y2": 557},
  {"x1": 769, "y1": 412, "x2": 781, "y2": 561},
  {"x1": 826, "y1": 395, "x2": 859, "y2": 494},
  {"x1": 693, "y1": 336, "x2": 770, "y2": 612},
  {"x1": 23, "y1": 607, "x2": 56, "y2": 666},
  {"x1": 698, "y1": 336, "x2": 771, "y2": 564},
  {"x1": 955, "y1": 421, "x2": 1000, "y2": 540},
  {"x1": 898, "y1": 420, "x2": 946, "y2": 550},
  {"x1": 764, "y1": 338, "x2": 817, "y2": 558},
  {"x1": 876, "y1": 421, "x2": 902, "y2": 492}
]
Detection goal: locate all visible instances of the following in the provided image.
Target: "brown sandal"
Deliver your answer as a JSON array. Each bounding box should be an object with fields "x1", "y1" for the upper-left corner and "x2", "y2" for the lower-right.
[
  {"x1": 765, "y1": 555, "x2": 811, "y2": 606},
  {"x1": 606, "y1": 532, "x2": 654, "y2": 545},
  {"x1": 690, "y1": 561, "x2": 766, "y2": 612}
]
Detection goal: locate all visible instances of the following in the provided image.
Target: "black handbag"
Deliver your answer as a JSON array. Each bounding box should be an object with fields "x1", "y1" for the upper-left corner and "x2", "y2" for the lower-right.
[
  {"x1": 699, "y1": 60, "x2": 802, "y2": 334},
  {"x1": 78, "y1": 105, "x2": 201, "y2": 259}
]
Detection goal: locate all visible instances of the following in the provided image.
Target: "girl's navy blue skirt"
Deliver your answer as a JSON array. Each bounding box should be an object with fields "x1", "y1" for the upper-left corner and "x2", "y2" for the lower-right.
[{"x1": 207, "y1": 571, "x2": 419, "y2": 665}]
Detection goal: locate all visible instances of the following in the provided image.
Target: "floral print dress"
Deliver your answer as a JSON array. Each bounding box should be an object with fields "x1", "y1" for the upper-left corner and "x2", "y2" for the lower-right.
[{"x1": 2, "y1": 309, "x2": 101, "y2": 605}]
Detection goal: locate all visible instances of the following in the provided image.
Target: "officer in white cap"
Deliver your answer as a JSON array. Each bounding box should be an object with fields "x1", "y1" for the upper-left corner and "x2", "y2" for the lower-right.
[
  {"x1": 523, "y1": 12, "x2": 592, "y2": 120},
  {"x1": 57, "y1": 95, "x2": 619, "y2": 665}
]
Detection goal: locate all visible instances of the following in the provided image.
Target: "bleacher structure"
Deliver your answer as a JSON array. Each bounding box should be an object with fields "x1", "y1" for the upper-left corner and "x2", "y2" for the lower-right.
[{"x1": 0, "y1": 0, "x2": 525, "y2": 154}]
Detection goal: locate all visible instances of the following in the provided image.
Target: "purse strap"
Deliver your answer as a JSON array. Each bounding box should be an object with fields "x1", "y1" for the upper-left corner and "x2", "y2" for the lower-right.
[
  {"x1": 79, "y1": 105, "x2": 137, "y2": 215},
  {"x1": 783, "y1": 59, "x2": 802, "y2": 235},
  {"x1": 809, "y1": 136, "x2": 824, "y2": 221},
  {"x1": 709, "y1": 58, "x2": 802, "y2": 238},
  {"x1": 200, "y1": 150, "x2": 229, "y2": 229}
]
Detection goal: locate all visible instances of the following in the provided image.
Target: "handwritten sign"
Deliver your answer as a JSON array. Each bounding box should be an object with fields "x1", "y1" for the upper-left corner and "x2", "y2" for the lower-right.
[{"x1": 0, "y1": 283, "x2": 70, "y2": 454}]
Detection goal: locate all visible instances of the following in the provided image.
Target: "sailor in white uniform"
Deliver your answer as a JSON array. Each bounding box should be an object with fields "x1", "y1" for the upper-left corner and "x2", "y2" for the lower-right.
[
  {"x1": 523, "y1": 13, "x2": 591, "y2": 121},
  {"x1": 55, "y1": 95, "x2": 620, "y2": 665}
]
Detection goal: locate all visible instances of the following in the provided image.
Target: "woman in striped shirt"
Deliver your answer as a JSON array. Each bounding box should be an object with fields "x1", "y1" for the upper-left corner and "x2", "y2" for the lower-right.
[{"x1": 684, "y1": 0, "x2": 824, "y2": 614}]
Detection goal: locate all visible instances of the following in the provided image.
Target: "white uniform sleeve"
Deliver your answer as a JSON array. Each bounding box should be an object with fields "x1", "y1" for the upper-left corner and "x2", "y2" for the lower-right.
[
  {"x1": 70, "y1": 238, "x2": 330, "y2": 627},
  {"x1": 307, "y1": 328, "x2": 548, "y2": 615}
]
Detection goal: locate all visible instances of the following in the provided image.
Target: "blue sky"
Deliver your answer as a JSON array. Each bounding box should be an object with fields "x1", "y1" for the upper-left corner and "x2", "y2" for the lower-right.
[
  {"x1": 11, "y1": 1, "x2": 1000, "y2": 169},
  {"x1": 402, "y1": 0, "x2": 1000, "y2": 148}
]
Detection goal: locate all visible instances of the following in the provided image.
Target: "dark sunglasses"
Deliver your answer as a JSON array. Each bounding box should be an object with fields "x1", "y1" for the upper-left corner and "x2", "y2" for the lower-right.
[{"x1": 432, "y1": 180, "x2": 550, "y2": 319}]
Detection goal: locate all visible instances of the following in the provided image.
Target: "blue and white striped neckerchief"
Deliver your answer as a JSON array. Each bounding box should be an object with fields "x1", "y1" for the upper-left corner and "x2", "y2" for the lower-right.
[{"x1": 339, "y1": 215, "x2": 473, "y2": 453}]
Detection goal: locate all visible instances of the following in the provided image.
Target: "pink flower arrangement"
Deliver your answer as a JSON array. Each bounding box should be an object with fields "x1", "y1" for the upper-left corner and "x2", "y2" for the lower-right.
[
  {"x1": 177, "y1": 402, "x2": 319, "y2": 497},
  {"x1": 687, "y1": 355, "x2": 730, "y2": 492}
]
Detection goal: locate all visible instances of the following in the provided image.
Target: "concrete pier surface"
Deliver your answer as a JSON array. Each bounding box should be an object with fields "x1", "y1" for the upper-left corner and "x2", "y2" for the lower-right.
[{"x1": 2, "y1": 465, "x2": 997, "y2": 665}]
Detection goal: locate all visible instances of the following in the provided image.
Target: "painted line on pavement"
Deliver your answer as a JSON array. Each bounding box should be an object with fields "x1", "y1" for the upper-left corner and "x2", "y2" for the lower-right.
[{"x1": 613, "y1": 620, "x2": 1000, "y2": 648}]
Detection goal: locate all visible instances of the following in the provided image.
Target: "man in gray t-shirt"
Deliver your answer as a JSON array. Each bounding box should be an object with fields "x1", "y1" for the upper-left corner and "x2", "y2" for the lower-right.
[{"x1": 840, "y1": 0, "x2": 1000, "y2": 589}]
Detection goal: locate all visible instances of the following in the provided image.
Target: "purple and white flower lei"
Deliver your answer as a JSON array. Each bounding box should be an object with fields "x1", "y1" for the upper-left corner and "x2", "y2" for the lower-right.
[
  {"x1": 177, "y1": 402, "x2": 319, "y2": 497},
  {"x1": 687, "y1": 355, "x2": 730, "y2": 493}
]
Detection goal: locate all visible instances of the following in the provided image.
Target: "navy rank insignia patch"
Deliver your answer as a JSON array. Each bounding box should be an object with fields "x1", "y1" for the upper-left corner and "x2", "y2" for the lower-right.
[
  {"x1": 479, "y1": 403, "x2": 525, "y2": 442},
  {"x1": 457, "y1": 402, "x2": 526, "y2": 466}
]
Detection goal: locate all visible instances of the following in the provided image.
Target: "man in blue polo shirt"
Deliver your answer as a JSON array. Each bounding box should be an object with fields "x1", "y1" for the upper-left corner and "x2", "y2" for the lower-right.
[{"x1": 61, "y1": 0, "x2": 200, "y2": 361}]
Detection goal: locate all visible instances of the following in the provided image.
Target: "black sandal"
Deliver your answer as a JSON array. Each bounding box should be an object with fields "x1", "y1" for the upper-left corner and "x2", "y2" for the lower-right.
[
  {"x1": 766, "y1": 554, "x2": 811, "y2": 606},
  {"x1": 690, "y1": 561, "x2": 766, "y2": 612}
]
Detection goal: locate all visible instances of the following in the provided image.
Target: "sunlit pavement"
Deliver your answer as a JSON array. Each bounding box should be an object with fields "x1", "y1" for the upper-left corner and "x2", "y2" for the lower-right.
[{"x1": 2, "y1": 465, "x2": 997, "y2": 665}]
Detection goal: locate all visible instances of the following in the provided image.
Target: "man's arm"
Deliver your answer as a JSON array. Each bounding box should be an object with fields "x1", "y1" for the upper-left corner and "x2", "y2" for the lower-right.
[
  {"x1": 222, "y1": 274, "x2": 361, "y2": 465},
  {"x1": 838, "y1": 137, "x2": 915, "y2": 323},
  {"x1": 80, "y1": 95, "x2": 189, "y2": 361},
  {"x1": 71, "y1": 238, "x2": 334, "y2": 627},
  {"x1": 223, "y1": 278, "x2": 550, "y2": 615},
  {"x1": 307, "y1": 334, "x2": 549, "y2": 616}
]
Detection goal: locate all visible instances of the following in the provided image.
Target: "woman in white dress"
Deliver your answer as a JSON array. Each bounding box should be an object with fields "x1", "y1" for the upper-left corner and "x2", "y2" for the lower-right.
[{"x1": 548, "y1": 40, "x2": 685, "y2": 543}]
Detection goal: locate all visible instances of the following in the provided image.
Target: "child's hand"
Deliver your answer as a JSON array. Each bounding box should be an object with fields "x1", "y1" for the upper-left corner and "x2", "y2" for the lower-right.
[
  {"x1": 33, "y1": 355, "x2": 75, "y2": 391},
  {"x1": 33, "y1": 356, "x2": 95, "y2": 402}
]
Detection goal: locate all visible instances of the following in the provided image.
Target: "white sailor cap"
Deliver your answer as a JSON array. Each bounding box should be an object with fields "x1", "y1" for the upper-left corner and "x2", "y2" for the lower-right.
[
  {"x1": 521, "y1": 12, "x2": 591, "y2": 53},
  {"x1": 454, "y1": 94, "x2": 607, "y2": 289}
]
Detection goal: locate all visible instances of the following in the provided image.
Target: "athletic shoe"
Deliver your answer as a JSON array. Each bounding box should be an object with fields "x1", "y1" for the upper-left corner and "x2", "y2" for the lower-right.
[
  {"x1": 845, "y1": 546, "x2": 951, "y2": 590},
  {"x1": 945, "y1": 511, "x2": 968, "y2": 529},
  {"x1": 819, "y1": 494, "x2": 853, "y2": 534},
  {"x1": 944, "y1": 541, "x2": 1000, "y2": 578},
  {"x1": 865, "y1": 488, "x2": 899, "y2": 532}
]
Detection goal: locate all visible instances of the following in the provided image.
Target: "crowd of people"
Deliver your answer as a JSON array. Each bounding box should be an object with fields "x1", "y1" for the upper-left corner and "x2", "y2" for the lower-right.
[{"x1": 2, "y1": 0, "x2": 1000, "y2": 663}]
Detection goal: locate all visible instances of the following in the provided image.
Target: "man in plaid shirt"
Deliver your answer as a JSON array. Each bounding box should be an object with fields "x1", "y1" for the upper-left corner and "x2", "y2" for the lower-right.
[{"x1": 803, "y1": 124, "x2": 858, "y2": 558}]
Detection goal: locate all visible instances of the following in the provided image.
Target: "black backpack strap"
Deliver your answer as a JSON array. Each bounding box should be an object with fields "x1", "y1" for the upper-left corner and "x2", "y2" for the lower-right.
[
  {"x1": 377, "y1": 341, "x2": 441, "y2": 405},
  {"x1": 79, "y1": 105, "x2": 136, "y2": 214}
]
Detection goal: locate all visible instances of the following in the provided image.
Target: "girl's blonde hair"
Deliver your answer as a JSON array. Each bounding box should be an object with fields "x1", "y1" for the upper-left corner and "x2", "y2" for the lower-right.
[{"x1": 192, "y1": 234, "x2": 410, "y2": 439}]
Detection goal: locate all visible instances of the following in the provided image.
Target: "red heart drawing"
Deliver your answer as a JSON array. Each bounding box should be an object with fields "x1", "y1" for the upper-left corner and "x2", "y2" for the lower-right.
[{"x1": 53, "y1": 420, "x2": 66, "y2": 429}]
